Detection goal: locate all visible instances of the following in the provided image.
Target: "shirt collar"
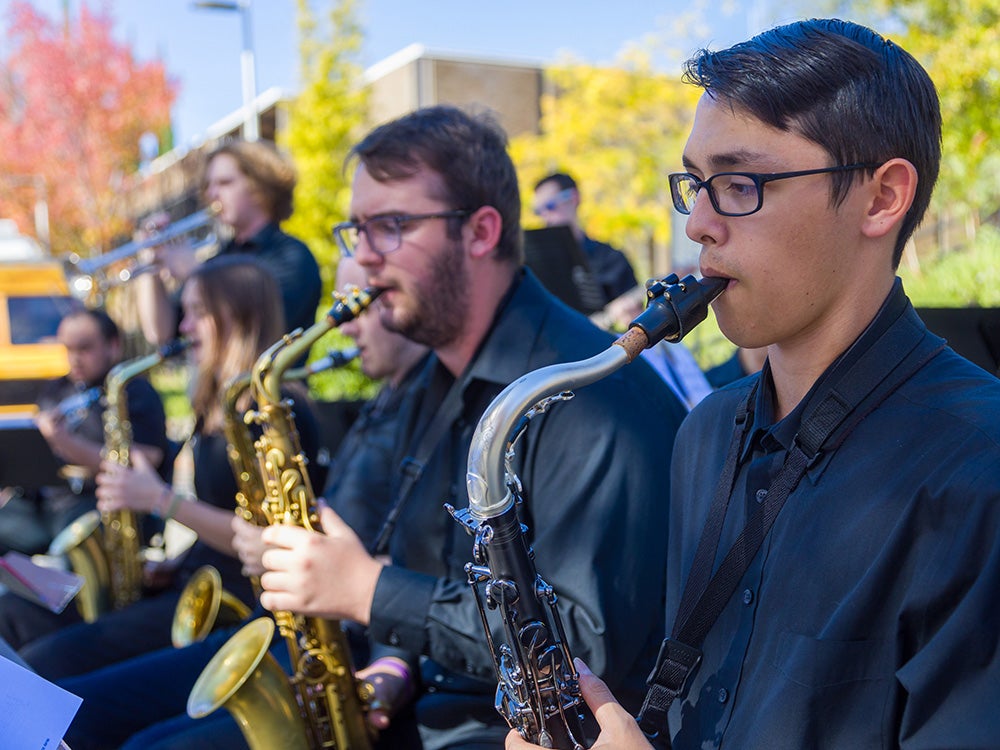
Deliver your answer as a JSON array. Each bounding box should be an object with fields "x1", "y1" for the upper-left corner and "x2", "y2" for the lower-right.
[
  {"x1": 225, "y1": 222, "x2": 280, "y2": 252},
  {"x1": 743, "y1": 278, "x2": 911, "y2": 460}
]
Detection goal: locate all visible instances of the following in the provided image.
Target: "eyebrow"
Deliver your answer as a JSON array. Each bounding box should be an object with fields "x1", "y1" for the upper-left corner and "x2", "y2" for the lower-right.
[{"x1": 682, "y1": 149, "x2": 780, "y2": 173}]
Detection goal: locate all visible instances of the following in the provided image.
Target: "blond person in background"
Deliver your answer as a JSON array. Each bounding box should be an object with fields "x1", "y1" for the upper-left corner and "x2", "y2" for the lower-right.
[{"x1": 136, "y1": 139, "x2": 321, "y2": 347}]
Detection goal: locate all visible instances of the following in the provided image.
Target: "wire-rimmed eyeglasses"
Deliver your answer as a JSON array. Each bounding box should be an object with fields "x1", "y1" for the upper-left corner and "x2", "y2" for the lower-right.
[
  {"x1": 668, "y1": 163, "x2": 880, "y2": 217},
  {"x1": 333, "y1": 210, "x2": 472, "y2": 258}
]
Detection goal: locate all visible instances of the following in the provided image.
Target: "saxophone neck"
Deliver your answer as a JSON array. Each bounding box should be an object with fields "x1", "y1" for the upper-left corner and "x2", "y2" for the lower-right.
[
  {"x1": 465, "y1": 275, "x2": 727, "y2": 522},
  {"x1": 253, "y1": 287, "x2": 381, "y2": 406}
]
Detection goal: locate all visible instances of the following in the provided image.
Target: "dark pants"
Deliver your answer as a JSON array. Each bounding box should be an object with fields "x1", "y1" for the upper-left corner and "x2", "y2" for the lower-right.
[
  {"x1": 0, "y1": 492, "x2": 96, "y2": 555},
  {"x1": 0, "y1": 589, "x2": 84, "y2": 650},
  {"x1": 60, "y1": 625, "x2": 245, "y2": 750},
  {"x1": 17, "y1": 586, "x2": 181, "y2": 680}
]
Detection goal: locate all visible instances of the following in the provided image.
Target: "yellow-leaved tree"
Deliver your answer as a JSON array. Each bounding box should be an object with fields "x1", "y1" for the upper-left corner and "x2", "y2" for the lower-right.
[
  {"x1": 280, "y1": 0, "x2": 373, "y2": 399},
  {"x1": 510, "y1": 48, "x2": 699, "y2": 283}
]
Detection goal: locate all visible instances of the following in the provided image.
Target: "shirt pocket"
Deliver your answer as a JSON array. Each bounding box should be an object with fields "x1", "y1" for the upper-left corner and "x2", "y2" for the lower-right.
[{"x1": 773, "y1": 629, "x2": 894, "y2": 688}]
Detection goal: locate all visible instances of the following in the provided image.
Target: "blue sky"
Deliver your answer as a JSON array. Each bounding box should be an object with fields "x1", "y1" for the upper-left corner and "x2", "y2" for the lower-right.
[{"x1": 2, "y1": 0, "x2": 781, "y2": 149}]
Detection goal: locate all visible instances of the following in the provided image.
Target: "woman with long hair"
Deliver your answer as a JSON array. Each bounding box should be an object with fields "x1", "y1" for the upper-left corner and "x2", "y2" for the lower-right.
[{"x1": 15, "y1": 255, "x2": 323, "y2": 684}]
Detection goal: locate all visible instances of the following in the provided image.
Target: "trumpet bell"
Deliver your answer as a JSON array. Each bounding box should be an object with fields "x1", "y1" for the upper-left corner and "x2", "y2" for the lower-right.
[
  {"x1": 188, "y1": 616, "x2": 311, "y2": 750},
  {"x1": 171, "y1": 564, "x2": 253, "y2": 648}
]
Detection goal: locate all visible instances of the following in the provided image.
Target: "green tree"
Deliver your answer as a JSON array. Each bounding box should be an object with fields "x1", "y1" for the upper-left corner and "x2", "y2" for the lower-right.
[{"x1": 280, "y1": 0, "x2": 372, "y2": 400}]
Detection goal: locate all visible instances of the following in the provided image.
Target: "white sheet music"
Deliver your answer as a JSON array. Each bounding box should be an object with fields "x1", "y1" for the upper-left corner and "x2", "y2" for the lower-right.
[{"x1": 0, "y1": 654, "x2": 82, "y2": 749}]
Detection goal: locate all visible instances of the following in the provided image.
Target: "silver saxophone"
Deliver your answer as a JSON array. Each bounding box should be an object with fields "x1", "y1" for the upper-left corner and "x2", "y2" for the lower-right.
[{"x1": 447, "y1": 274, "x2": 726, "y2": 749}]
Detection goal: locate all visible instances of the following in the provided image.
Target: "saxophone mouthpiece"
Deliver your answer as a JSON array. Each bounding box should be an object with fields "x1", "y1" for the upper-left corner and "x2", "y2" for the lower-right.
[
  {"x1": 629, "y1": 274, "x2": 726, "y2": 347},
  {"x1": 327, "y1": 286, "x2": 383, "y2": 326},
  {"x1": 160, "y1": 338, "x2": 190, "y2": 358}
]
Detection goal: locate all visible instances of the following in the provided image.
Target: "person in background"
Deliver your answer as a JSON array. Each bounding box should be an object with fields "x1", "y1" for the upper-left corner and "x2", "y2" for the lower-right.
[
  {"x1": 256, "y1": 105, "x2": 686, "y2": 749},
  {"x1": 5, "y1": 256, "x2": 324, "y2": 688},
  {"x1": 533, "y1": 171, "x2": 638, "y2": 305},
  {"x1": 136, "y1": 139, "x2": 322, "y2": 347},
  {"x1": 0, "y1": 308, "x2": 168, "y2": 557},
  {"x1": 510, "y1": 17, "x2": 1000, "y2": 750}
]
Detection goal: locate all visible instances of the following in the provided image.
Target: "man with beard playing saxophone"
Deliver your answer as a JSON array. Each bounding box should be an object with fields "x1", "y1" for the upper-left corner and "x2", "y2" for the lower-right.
[{"x1": 256, "y1": 105, "x2": 687, "y2": 749}]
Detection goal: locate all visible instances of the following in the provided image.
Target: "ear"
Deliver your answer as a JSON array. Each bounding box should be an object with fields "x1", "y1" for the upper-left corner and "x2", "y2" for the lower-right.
[
  {"x1": 860, "y1": 158, "x2": 918, "y2": 240},
  {"x1": 465, "y1": 205, "x2": 503, "y2": 260}
]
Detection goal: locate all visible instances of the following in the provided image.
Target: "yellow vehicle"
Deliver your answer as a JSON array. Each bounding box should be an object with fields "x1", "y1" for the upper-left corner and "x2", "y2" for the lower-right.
[{"x1": 0, "y1": 223, "x2": 73, "y2": 416}]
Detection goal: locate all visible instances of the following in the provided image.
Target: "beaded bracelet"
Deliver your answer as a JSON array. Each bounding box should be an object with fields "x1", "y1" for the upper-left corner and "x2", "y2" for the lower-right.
[{"x1": 162, "y1": 490, "x2": 185, "y2": 522}]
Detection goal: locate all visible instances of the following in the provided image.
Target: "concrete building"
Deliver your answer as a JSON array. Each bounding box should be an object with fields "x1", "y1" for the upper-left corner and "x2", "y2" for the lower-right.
[{"x1": 125, "y1": 47, "x2": 544, "y2": 223}]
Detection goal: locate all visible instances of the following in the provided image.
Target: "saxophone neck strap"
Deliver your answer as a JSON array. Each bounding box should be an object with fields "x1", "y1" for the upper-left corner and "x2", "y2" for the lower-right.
[
  {"x1": 637, "y1": 305, "x2": 944, "y2": 739},
  {"x1": 372, "y1": 369, "x2": 468, "y2": 557}
]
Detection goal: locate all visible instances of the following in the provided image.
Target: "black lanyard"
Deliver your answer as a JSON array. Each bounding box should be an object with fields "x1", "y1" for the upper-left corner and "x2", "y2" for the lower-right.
[{"x1": 637, "y1": 304, "x2": 944, "y2": 739}]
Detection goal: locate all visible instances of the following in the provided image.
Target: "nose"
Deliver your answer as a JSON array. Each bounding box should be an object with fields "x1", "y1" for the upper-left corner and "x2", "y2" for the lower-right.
[
  {"x1": 351, "y1": 232, "x2": 384, "y2": 268},
  {"x1": 683, "y1": 188, "x2": 723, "y2": 246}
]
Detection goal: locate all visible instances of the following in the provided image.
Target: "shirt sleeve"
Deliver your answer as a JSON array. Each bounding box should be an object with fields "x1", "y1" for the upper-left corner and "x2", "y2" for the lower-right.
[{"x1": 896, "y1": 456, "x2": 1000, "y2": 747}]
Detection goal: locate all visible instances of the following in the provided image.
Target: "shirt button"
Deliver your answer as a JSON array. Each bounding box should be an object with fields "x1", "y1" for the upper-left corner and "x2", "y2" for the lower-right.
[
  {"x1": 717, "y1": 687, "x2": 729, "y2": 703},
  {"x1": 755, "y1": 488, "x2": 768, "y2": 503},
  {"x1": 388, "y1": 631, "x2": 401, "y2": 646},
  {"x1": 742, "y1": 588, "x2": 754, "y2": 605}
]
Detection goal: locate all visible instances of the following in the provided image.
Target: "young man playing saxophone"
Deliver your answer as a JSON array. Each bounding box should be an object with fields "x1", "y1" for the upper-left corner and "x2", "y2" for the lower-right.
[{"x1": 511, "y1": 17, "x2": 1000, "y2": 750}]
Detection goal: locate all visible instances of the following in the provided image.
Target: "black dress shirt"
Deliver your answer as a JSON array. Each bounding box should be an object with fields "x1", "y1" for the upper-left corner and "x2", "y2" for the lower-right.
[
  {"x1": 219, "y1": 222, "x2": 322, "y2": 334},
  {"x1": 581, "y1": 234, "x2": 638, "y2": 303},
  {"x1": 667, "y1": 279, "x2": 1000, "y2": 749},
  {"x1": 366, "y1": 269, "x2": 687, "y2": 744}
]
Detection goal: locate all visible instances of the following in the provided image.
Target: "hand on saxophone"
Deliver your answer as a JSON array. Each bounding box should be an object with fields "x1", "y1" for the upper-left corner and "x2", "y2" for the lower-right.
[
  {"x1": 95, "y1": 450, "x2": 167, "y2": 515},
  {"x1": 259, "y1": 504, "x2": 385, "y2": 624},
  {"x1": 231, "y1": 515, "x2": 268, "y2": 578},
  {"x1": 505, "y1": 659, "x2": 654, "y2": 750}
]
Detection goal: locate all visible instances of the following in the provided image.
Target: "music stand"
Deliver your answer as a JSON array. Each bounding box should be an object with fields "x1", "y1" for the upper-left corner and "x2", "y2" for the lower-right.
[
  {"x1": 523, "y1": 226, "x2": 606, "y2": 315},
  {"x1": 0, "y1": 417, "x2": 66, "y2": 491},
  {"x1": 915, "y1": 307, "x2": 1000, "y2": 377}
]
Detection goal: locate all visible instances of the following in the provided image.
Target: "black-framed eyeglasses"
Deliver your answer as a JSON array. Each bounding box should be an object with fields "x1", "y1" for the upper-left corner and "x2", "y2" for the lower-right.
[
  {"x1": 333, "y1": 209, "x2": 472, "y2": 258},
  {"x1": 667, "y1": 163, "x2": 880, "y2": 217}
]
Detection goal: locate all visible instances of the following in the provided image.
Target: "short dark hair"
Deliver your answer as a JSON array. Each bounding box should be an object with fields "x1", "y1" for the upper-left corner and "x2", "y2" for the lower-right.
[
  {"x1": 204, "y1": 139, "x2": 298, "y2": 222},
  {"x1": 683, "y1": 18, "x2": 941, "y2": 267},
  {"x1": 63, "y1": 307, "x2": 120, "y2": 343},
  {"x1": 534, "y1": 172, "x2": 577, "y2": 194},
  {"x1": 348, "y1": 105, "x2": 523, "y2": 264}
]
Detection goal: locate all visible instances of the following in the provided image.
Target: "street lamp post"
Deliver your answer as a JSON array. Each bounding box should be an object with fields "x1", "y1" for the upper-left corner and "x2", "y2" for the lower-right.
[{"x1": 192, "y1": 0, "x2": 258, "y2": 141}]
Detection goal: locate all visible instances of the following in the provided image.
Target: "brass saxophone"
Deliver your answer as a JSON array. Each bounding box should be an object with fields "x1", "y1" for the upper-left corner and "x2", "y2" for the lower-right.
[
  {"x1": 446, "y1": 274, "x2": 726, "y2": 748},
  {"x1": 172, "y1": 347, "x2": 360, "y2": 648},
  {"x1": 49, "y1": 339, "x2": 188, "y2": 621},
  {"x1": 188, "y1": 288, "x2": 379, "y2": 750}
]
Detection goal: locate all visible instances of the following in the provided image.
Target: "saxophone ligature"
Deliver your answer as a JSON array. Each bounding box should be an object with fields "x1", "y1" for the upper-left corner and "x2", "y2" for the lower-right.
[
  {"x1": 446, "y1": 274, "x2": 726, "y2": 749},
  {"x1": 187, "y1": 288, "x2": 379, "y2": 750},
  {"x1": 172, "y1": 347, "x2": 360, "y2": 649},
  {"x1": 49, "y1": 339, "x2": 188, "y2": 622}
]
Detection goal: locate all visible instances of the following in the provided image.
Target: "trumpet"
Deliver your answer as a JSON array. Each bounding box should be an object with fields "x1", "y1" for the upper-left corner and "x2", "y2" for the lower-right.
[{"x1": 65, "y1": 204, "x2": 221, "y2": 302}]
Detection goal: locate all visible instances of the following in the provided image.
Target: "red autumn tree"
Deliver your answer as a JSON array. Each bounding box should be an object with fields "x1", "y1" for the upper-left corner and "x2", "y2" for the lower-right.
[{"x1": 0, "y1": 1, "x2": 176, "y2": 257}]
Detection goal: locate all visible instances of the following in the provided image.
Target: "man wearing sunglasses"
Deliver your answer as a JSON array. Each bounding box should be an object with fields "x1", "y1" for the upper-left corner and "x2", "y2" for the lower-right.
[
  {"x1": 533, "y1": 172, "x2": 638, "y2": 306},
  {"x1": 259, "y1": 105, "x2": 686, "y2": 749},
  {"x1": 510, "y1": 16, "x2": 1000, "y2": 750}
]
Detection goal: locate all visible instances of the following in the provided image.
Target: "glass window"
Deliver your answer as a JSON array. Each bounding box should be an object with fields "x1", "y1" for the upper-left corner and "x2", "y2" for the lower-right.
[{"x1": 8, "y1": 296, "x2": 75, "y2": 345}]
